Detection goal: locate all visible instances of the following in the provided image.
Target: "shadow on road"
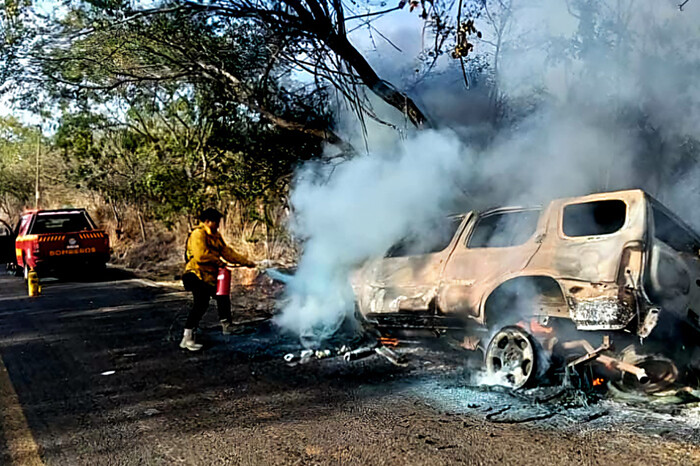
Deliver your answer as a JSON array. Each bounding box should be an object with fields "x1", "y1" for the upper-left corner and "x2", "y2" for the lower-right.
[
  {"x1": 44, "y1": 265, "x2": 136, "y2": 285},
  {"x1": 1, "y1": 263, "x2": 136, "y2": 284}
]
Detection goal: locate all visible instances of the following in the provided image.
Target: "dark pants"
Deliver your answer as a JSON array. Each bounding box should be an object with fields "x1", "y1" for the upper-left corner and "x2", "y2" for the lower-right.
[{"x1": 182, "y1": 272, "x2": 232, "y2": 329}]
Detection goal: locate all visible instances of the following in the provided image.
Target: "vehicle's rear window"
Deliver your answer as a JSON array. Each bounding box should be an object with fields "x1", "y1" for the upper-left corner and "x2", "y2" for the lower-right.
[
  {"x1": 563, "y1": 200, "x2": 626, "y2": 237},
  {"x1": 30, "y1": 212, "x2": 93, "y2": 234},
  {"x1": 468, "y1": 210, "x2": 540, "y2": 248}
]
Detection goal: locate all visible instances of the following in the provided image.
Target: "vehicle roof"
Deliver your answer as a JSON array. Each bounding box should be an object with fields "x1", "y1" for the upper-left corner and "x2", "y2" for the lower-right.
[
  {"x1": 21, "y1": 208, "x2": 89, "y2": 215},
  {"x1": 477, "y1": 189, "x2": 648, "y2": 217}
]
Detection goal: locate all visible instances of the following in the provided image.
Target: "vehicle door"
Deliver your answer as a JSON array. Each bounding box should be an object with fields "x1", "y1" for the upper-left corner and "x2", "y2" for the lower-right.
[
  {"x1": 0, "y1": 219, "x2": 15, "y2": 264},
  {"x1": 438, "y1": 208, "x2": 544, "y2": 320},
  {"x1": 370, "y1": 215, "x2": 467, "y2": 312},
  {"x1": 534, "y1": 193, "x2": 645, "y2": 284},
  {"x1": 645, "y1": 199, "x2": 700, "y2": 321},
  {"x1": 14, "y1": 214, "x2": 33, "y2": 266},
  {"x1": 523, "y1": 193, "x2": 648, "y2": 330}
]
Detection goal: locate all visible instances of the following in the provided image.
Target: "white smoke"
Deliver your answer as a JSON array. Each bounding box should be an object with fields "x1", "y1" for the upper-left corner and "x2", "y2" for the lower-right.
[
  {"x1": 274, "y1": 130, "x2": 470, "y2": 346},
  {"x1": 275, "y1": 0, "x2": 700, "y2": 345}
]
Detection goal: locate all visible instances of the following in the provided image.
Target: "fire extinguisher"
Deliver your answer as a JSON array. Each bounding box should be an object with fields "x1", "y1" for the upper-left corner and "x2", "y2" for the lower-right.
[
  {"x1": 27, "y1": 270, "x2": 41, "y2": 297},
  {"x1": 216, "y1": 267, "x2": 231, "y2": 296}
]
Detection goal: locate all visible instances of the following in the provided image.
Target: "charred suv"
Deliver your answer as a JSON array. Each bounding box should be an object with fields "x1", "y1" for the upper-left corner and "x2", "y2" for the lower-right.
[{"x1": 352, "y1": 190, "x2": 700, "y2": 391}]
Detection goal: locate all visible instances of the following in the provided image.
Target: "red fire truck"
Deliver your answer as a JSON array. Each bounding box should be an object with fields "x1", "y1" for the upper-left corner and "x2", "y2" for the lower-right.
[{"x1": 10, "y1": 209, "x2": 110, "y2": 279}]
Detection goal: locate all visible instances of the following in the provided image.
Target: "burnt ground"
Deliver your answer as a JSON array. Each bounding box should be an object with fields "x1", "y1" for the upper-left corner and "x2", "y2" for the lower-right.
[{"x1": 1, "y1": 266, "x2": 700, "y2": 465}]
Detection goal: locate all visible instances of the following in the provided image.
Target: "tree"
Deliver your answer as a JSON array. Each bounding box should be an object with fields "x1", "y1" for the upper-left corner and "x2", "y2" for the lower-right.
[
  {"x1": 0, "y1": 117, "x2": 35, "y2": 218},
  {"x1": 27, "y1": 0, "x2": 455, "y2": 135},
  {"x1": 0, "y1": 117, "x2": 70, "y2": 219},
  {"x1": 0, "y1": 0, "x2": 29, "y2": 91},
  {"x1": 53, "y1": 73, "x2": 327, "y2": 232},
  {"x1": 114, "y1": 0, "x2": 433, "y2": 128},
  {"x1": 31, "y1": 7, "x2": 354, "y2": 154}
]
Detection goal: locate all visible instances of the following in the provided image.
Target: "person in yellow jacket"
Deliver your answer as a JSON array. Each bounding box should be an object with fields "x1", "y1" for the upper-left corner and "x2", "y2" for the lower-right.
[{"x1": 180, "y1": 208, "x2": 255, "y2": 351}]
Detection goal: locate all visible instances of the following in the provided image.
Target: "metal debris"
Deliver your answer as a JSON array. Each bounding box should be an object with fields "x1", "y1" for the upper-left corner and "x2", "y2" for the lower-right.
[
  {"x1": 375, "y1": 346, "x2": 407, "y2": 366},
  {"x1": 343, "y1": 345, "x2": 379, "y2": 362}
]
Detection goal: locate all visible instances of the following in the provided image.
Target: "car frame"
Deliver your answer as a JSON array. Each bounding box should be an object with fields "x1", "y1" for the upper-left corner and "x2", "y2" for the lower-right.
[{"x1": 352, "y1": 189, "x2": 700, "y2": 390}]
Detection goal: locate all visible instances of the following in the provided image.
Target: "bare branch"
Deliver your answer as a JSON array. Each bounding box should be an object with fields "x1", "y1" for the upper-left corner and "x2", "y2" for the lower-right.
[{"x1": 344, "y1": 5, "x2": 402, "y2": 21}]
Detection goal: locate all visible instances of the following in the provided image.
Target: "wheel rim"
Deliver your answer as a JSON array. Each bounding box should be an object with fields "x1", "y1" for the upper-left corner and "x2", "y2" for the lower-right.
[{"x1": 485, "y1": 326, "x2": 536, "y2": 389}]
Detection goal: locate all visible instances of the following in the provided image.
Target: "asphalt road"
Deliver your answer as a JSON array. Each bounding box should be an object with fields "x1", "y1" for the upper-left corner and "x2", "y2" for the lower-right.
[{"x1": 1, "y1": 266, "x2": 700, "y2": 465}]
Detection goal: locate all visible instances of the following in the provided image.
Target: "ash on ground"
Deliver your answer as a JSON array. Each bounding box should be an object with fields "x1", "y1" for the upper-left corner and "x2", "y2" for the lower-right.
[{"x1": 197, "y1": 318, "x2": 700, "y2": 447}]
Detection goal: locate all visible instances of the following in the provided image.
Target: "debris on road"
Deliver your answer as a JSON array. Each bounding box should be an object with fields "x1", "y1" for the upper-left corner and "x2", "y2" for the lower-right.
[{"x1": 282, "y1": 339, "x2": 407, "y2": 366}]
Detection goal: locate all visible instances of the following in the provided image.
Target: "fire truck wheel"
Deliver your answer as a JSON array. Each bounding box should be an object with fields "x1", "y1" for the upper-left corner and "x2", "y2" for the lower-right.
[{"x1": 485, "y1": 326, "x2": 538, "y2": 389}]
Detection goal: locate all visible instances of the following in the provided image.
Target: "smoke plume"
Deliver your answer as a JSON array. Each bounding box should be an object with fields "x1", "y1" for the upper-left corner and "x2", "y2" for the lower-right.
[
  {"x1": 274, "y1": 130, "x2": 469, "y2": 346},
  {"x1": 275, "y1": 1, "x2": 700, "y2": 345}
]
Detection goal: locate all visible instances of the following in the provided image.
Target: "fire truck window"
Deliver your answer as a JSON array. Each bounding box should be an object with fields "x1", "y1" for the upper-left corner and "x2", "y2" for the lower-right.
[
  {"x1": 468, "y1": 210, "x2": 540, "y2": 248},
  {"x1": 31, "y1": 213, "x2": 92, "y2": 234},
  {"x1": 563, "y1": 200, "x2": 626, "y2": 237}
]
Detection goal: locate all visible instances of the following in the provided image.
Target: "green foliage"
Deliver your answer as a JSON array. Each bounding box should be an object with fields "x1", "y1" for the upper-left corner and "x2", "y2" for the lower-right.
[
  {"x1": 0, "y1": 0, "x2": 30, "y2": 89},
  {"x1": 54, "y1": 82, "x2": 326, "y2": 228},
  {"x1": 0, "y1": 117, "x2": 40, "y2": 217},
  {"x1": 35, "y1": 4, "x2": 333, "y2": 231}
]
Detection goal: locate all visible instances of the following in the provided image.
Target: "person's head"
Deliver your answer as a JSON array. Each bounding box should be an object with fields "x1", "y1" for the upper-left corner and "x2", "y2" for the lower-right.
[{"x1": 199, "y1": 208, "x2": 224, "y2": 233}]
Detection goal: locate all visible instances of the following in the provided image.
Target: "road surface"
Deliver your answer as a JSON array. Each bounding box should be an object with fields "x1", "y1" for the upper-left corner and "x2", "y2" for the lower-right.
[{"x1": 1, "y1": 266, "x2": 699, "y2": 465}]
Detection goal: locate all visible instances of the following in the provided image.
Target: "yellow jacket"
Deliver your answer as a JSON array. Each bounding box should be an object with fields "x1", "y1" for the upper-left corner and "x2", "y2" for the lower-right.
[{"x1": 184, "y1": 223, "x2": 254, "y2": 286}]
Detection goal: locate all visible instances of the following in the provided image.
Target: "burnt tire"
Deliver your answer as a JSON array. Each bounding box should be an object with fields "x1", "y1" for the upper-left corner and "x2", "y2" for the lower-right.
[{"x1": 485, "y1": 326, "x2": 538, "y2": 389}]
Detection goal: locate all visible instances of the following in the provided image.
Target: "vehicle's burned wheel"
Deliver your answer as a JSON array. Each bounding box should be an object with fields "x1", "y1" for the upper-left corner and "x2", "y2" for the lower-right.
[
  {"x1": 485, "y1": 326, "x2": 537, "y2": 389},
  {"x1": 616, "y1": 346, "x2": 678, "y2": 394}
]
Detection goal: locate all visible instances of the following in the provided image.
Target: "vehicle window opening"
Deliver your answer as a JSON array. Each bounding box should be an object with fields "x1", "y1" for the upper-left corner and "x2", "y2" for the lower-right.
[
  {"x1": 385, "y1": 216, "x2": 463, "y2": 258},
  {"x1": 563, "y1": 200, "x2": 626, "y2": 237},
  {"x1": 467, "y1": 210, "x2": 540, "y2": 248},
  {"x1": 652, "y1": 204, "x2": 699, "y2": 254},
  {"x1": 18, "y1": 216, "x2": 31, "y2": 235}
]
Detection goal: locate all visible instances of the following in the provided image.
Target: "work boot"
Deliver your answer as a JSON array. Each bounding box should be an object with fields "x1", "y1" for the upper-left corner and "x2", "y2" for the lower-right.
[{"x1": 179, "y1": 329, "x2": 203, "y2": 351}]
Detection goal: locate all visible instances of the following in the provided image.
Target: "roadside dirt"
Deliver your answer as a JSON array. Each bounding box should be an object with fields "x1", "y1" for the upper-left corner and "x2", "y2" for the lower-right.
[{"x1": 2, "y1": 267, "x2": 700, "y2": 465}]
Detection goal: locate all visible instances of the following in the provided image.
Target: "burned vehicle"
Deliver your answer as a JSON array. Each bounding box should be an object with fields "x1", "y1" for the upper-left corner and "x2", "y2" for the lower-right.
[{"x1": 351, "y1": 190, "x2": 700, "y2": 392}]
